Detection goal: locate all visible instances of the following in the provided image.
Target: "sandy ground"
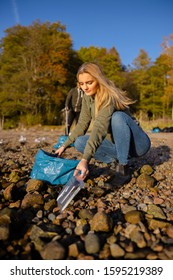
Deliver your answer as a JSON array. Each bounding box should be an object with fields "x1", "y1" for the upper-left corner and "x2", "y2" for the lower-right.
[
  {"x1": 0, "y1": 127, "x2": 173, "y2": 158},
  {"x1": 148, "y1": 131, "x2": 173, "y2": 149}
]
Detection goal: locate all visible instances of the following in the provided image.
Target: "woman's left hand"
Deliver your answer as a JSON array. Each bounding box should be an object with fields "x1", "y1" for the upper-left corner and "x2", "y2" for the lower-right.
[{"x1": 74, "y1": 159, "x2": 89, "y2": 180}]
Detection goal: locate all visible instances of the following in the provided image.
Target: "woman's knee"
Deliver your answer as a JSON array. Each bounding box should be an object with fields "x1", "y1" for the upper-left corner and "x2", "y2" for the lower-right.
[
  {"x1": 74, "y1": 135, "x2": 89, "y2": 152},
  {"x1": 111, "y1": 111, "x2": 126, "y2": 128}
]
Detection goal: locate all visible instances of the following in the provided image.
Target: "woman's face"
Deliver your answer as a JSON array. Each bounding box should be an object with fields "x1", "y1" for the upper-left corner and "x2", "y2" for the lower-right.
[{"x1": 78, "y1": 73, "x2": 98, "y2": 96}]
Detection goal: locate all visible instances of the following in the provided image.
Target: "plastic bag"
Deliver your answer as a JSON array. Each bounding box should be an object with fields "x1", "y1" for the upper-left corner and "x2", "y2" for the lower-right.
[
  {"x1": 57, "y1": 175, "x2": 84, "y2": 212},
  {"x1": 30, "y1": 149, "x2": 79, "y2": 185},
  {"x1": 53, "y1": 135, "x2": 74, "y2": 149}
]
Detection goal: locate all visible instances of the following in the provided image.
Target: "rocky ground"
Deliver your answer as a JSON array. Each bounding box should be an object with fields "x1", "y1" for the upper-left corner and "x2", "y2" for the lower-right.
[{"x1": 0, "y1": 126, "x2": 173, "y2": 260}]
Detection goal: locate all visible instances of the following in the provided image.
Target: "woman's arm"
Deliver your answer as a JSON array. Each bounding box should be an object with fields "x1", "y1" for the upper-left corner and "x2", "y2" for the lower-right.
[{"x1": 83, "y1": 104, "x2": 115, "y2": 161}]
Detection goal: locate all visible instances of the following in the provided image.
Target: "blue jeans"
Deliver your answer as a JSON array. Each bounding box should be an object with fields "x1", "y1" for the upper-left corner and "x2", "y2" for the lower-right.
[{"x1": 74, "y1": 111, "x2": 151, "y2": 164}]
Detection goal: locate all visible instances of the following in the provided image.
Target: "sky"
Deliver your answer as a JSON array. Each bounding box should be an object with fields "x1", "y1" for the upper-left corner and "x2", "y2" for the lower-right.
[{"x1": 0, "y1": 0, "x2": 173, "y2": 66}]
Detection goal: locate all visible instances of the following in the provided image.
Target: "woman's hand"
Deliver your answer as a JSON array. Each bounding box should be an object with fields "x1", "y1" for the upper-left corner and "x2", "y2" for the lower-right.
[
  {"x1": 74, "y1": 159, "x2": 89, "y2": 180},
  {"x1": 55, "y1": 145, "x2": 65, "y2": 157}
]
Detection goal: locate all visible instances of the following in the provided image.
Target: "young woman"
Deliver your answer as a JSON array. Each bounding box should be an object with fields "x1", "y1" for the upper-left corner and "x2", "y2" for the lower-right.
[{"x1": 55, "y1": 62, "x2": 151, "y2": 182}]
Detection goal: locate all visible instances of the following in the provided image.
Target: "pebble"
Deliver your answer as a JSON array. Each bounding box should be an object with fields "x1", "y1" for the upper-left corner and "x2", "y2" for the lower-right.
[
  {"x1": 90, "y1": 212, "x2": 113, "y2": 232},
  {"x1": 40, "y1": 241, "x2": 65, "y2": 260},
  {"x1": 110, "y1": 243, "x2": 125, "y2": 258},
  {"x1": 124, "y1": 210, "x2": 143, "y2": 224},
  {"x1": 84, "y1": 231, "x2": 100, "y2": 254}
]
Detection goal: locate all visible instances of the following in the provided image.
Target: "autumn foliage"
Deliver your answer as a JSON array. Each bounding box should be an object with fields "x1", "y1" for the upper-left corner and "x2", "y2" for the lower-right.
[{"x1": 0, "y1": 21, "x2": 173, "y2": 129}]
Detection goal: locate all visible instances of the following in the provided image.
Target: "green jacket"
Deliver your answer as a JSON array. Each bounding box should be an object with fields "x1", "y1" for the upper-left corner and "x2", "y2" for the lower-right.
[{"x1": 63, "y1": 94, "x2": 115, "y2": 161}]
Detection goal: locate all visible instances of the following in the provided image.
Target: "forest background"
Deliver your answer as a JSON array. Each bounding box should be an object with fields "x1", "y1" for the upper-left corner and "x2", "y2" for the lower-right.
[{"x1": 0, "y1": 21, "x2": 173, "y2": 129}]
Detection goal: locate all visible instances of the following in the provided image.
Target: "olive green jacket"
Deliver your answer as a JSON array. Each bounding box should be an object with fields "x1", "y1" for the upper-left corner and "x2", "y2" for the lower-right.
[
  {"x1": 63, "y1": 94, "x2": 116, "y2": 162},
  {"x1": 63, "y1": 94, "x2": 135, "y2": 162}
]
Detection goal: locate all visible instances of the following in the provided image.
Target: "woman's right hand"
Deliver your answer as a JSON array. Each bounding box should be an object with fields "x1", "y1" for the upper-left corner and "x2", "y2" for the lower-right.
[
  {"x1": 74, "y1": 159, "x2": 89, "y2": 180},
  {"x1": 55, "y1": 145, "x2": 65, "y2": 157}
]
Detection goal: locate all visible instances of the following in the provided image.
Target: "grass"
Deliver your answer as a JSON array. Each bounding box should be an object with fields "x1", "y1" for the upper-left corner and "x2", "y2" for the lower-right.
[
  {"x1": 140, "y1": 118, "x2": 173, "y2": 131},
  {"x1": 2, "y1": 118, "x2": 173, "y2": 134}
]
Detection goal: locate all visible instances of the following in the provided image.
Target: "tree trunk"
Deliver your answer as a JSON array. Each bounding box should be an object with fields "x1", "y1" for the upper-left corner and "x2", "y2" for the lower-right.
[{"x1": 0, "y1": 115, "x2": 4, "y2": 130}]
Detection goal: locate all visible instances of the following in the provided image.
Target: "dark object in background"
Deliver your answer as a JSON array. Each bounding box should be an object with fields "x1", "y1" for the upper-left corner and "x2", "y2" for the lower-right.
[
  {"x1": 161, "y1": 126, "x2": 173, "y2": 132},
  {"x1": 152, "y1": 126, "x2": 173, "y2": 133}
]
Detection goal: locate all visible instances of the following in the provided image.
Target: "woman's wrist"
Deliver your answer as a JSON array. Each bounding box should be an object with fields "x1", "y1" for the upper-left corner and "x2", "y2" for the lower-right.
[{"x1": 81, "y1": 158, "x2": 88, "y2": 163}]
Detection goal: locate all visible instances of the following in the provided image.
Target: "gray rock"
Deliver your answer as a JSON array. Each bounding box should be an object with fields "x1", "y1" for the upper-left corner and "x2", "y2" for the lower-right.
[
  {"x1": 85, "y1": 232, "x2": 100, "y2": 254},
  {"x1": 40, "y1": 241, "x2": 65, "y2": 259}
]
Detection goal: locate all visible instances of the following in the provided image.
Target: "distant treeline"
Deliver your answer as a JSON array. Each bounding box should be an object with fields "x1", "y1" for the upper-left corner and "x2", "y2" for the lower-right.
[{"x1": 0, "y1": 21, "x2": 173, "y2": 129}]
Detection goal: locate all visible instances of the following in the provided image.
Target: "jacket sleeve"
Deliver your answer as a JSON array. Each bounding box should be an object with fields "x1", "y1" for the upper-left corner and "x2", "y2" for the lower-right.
[
  {"x1": 82, "y1": 103, "x2": 114, "y2": 161},
  {"x1": 63, "y1": 95, "x2": 91, "y2": 147}
]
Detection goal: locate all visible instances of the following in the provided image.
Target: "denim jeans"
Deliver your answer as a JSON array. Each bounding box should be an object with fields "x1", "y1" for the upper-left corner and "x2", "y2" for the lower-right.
[{"x1": 74, "y1": 111, "x2": 151, "y2": 164}]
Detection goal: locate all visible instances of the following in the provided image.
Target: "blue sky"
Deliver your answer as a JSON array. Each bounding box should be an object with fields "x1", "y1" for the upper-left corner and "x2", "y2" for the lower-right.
[{"x1": 0, "y1": 0, "x2": 173, "y2": 66}]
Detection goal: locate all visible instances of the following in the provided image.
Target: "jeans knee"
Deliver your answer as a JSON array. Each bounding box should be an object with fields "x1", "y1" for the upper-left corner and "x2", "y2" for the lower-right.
[
  {"x1": 111, "y1": 111, "x2": 126, "y2": 128},
  {"x1": 74, "y1": 136, "x2": 88, "y2": 152},
  {"x1": 74, "y1": 137, "x2": 82, "y2": 150}
]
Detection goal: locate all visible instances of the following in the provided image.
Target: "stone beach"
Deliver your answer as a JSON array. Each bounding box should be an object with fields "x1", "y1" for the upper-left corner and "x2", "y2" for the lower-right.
[{"x1": 0, "y1": 127, "x2": 173, "y2": 260}]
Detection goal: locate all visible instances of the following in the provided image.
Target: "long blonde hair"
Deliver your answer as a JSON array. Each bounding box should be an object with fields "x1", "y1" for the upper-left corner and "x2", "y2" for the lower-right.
[{"x1": 77, "y1": 62, "x2": 134, "y2": 113}]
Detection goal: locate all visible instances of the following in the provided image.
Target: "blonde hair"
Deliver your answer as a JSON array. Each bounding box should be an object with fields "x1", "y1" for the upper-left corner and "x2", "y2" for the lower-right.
[{"x1": 77, "y1": 62, "x2": 134, "y2": 113}]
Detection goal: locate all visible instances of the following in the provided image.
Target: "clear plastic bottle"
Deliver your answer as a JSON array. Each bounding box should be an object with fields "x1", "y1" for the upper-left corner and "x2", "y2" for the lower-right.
[{"x1": 57, "y1": 176, "x2": 84, "y2": 212}]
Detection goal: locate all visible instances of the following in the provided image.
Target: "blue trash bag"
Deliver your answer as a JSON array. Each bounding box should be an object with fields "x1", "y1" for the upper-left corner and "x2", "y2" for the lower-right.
[
  {"x1": 53, "y1": 135, "x2": 74, "y2": 149},
  {"x1": 30, "y1": 149, "x2": 79, "y2": 185}
]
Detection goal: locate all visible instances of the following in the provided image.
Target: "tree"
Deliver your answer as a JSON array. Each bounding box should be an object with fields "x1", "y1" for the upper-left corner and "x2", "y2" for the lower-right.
[
  {"x1": 161, "y1": 34, "x2": 173, "y2": 119},
  {"x1": 77, "y1": 46, "x2": 125, "y2": 87},
  {"x1": 131, "y1": 49, "x2": 151, "y2": 120},
  {"x1": 132, "y1": 49, "x2": 151, "y2": 70},
  {"x1": 0, "y1": 21, "x2": 78, "y2": 127}
]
